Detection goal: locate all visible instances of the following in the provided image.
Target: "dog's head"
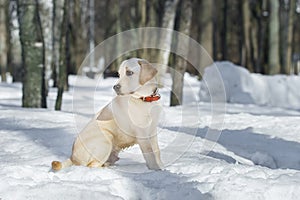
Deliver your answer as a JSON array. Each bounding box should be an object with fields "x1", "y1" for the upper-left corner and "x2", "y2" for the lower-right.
[{"x1": 113, "y1": 58, "x2": 158, "y2": 97}]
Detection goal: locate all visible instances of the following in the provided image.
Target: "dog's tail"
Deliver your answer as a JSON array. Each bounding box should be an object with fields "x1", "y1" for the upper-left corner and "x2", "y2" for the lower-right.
[{"x1": 51, "y1": 158, "x2": 73, "y2": 171}]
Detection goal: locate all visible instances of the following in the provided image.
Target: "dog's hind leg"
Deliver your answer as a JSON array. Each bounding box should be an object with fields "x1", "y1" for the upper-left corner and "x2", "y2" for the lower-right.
[
  {"x1": 87, "y1": 160, "x2": 103, "y2": 168},
  {"x1": 103, "y1": 149, "x2": 120, "y2": 167}
]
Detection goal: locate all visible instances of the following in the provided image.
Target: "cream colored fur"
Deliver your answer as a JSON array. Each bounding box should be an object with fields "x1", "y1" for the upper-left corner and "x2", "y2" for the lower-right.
[{"x1": 52, "y1": 58, "x2": 163, "y2": 171}]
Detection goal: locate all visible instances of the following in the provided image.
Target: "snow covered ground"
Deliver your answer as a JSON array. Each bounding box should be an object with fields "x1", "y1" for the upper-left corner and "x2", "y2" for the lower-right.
[{"x1": 1, "y1": 64, "x2": 300, "y2": 199}]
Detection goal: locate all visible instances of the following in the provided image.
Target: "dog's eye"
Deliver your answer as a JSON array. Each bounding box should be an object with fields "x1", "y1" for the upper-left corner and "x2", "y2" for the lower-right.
[{"x1": 126, "y1": 70, "x2": 134, "y2": 76}]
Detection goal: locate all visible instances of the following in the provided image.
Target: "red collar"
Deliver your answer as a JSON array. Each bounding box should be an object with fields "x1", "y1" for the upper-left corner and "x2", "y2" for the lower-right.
[{"x1": 140, "y1": 94, "x2": 161, "y2": 102}]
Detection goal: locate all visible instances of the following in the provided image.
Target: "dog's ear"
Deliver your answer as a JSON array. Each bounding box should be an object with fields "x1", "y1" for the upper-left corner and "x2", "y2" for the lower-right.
[{"x1": 138, "y1": 60, "x2": 157, "y2": 85}]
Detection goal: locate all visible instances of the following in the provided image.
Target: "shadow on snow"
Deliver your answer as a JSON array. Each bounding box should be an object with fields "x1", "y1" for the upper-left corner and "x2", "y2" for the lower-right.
[{"x1": 164, "y1": 126, "x2": 300, "y2": 170}]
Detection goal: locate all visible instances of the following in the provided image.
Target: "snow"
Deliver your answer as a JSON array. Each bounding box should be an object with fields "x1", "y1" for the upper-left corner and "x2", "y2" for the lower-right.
[
  {"x1": 1, "y1": 69, "x2": 300, "y2": 199},
  {"x1": 200, "y1": 61, "x2": 300, "y2": 109}
]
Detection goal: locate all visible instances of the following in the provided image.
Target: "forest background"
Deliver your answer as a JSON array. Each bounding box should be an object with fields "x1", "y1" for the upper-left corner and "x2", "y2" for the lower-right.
[{"x1": 0, "y1": 0, "x2": 299, "y2": 108}]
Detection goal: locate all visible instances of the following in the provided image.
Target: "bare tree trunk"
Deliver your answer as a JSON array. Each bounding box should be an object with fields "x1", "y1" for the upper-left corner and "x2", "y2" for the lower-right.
[
  {"x1": 256, "y1": 0, "x2": 268, "y2": 74},
  {"x1": 5, "y1": 0, "x2": 12, "y2": 77},
  {"x1": 221, "y1": 0, "x2": 228, "y2": 60},
  {"x1": 157, "y1": 0, "x2": 179, "y2": 84},
  {"x1": 212, "y1": 0, "x2": 222, "y2": 60},
  {"x1": 141, "y1": 0, "x2": 159, "y2": 60},
  {"x1": 0, "y1": 0, "x2": 7, "y2": 82},
  {"x1": 268, "y1": 0, "x2": 280, "y2": 74},
  {"x1": 250, "y1": 0, "x2": 261, "y2": 73},
  {"x1": 293, "y1": 5, "x2": 300, "y2": 60},
  {"x1": 55, "y1": 0, "x2": 68, "y2": 110},
  {"x1": 250, "y1": 16, "x2": 259, "y2": 72},
  {"x1": 200, "y1": 0, "x2": 213, "y2": 56},
  {"x1": 17, "y1": 0, "x2": 46, "y2": 108},
  {"x1": 242, "y1": 0, "x2": 253, "y2": 71},
  {"x1": 71, "y1": 0, "x2": 88, "y2": 74},
  {"x1": 170, "y1": 0, "x2": 192, "y2": 106},
  {"x1": 37, "y1": 0, "x2": 47, "y2": 108},
  {"x1": 199, "y1": 0, "x2": 213, "y2": 75},
  {"x1": 186, "y1": 0, "x2": 200, "y2": 76},
  {"x1": 38, "y1": 0, "x2": 52, "y2": 97},
  {"x1": 290, "y1": 0, "x2": 299, "y2": 75},
  {"x1": 226, "y1": 0, "x2": 241, "y2": 64},
  {"x1": 140, "y1": 0, "x2": 146, "y2": 27},
  {"x1": 111, "y1": 0, "x2": 122, "y2": 72},
  {"x1": 8, "y1": 1, "x2": 23, "y2": 82},
  {"x1": 285, "y1": 0, "x2": 295, "y2": 74},
  {"x1": 65, "y1": 0, "x2": 71, "y2": 90},
  {"x1": 87, "y1": 0, "x2": 95, "y2": 77},
  {"x1": 51, "y1": 0, "x2": 64, "y2": 87}
]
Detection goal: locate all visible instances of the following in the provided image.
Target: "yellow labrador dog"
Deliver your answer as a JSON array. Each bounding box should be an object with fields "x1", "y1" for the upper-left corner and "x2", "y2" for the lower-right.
[{"x1": 52, "y1": 58, "x2": 163, "y2": 171}]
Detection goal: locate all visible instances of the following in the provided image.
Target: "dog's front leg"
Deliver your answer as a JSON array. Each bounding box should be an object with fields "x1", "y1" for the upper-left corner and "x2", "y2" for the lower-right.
[{"x1": 137, "y1": 136, "x2": 163, "y2": 170}]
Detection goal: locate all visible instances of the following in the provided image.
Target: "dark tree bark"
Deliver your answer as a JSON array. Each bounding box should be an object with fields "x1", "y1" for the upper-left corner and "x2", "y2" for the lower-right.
[
  {"x1": 292, "y1": 1, "x2": 299, "y2": 74},
  {"x1": 6, "y1": 1, "x2": 22, "y2": 82},
  {"x1": 242, "y1": 0, "x2": 253, "y2": 71},
  {"x1": 212, "y1": 0, "x2": 222, "y2": 61},
  {"x1": 185, "y1": 0, "x2": 201, "y2": 76},
  {"x1": 282, "y1": 0, "x2": 295, "y2": 74},
  {"x1": 200, "y1": 0, "x2": 213, "y2": 56},
  {"x1": 157, "y1": 0, "x2": 179, "y2": 85},
  {"x1": 170, "y1": 0, "x2": 192, "y2": 106},
  {"x1": 51, "y1": 0, "x2": 64, "y2": 87},
  {"x1": 248, "y1": 0, "x2": 269, "y2": 74},
  {"x1": 268, "y1": 0, "x2": 281, "y2": 74},
  {"x1": 141, "y1": 0, "x2": 160, "y2": 60},
  {"x1": 5, "y1": 0, "x2": 12, "y2": 77},
  {"x1": 221, "y1": 0, "x2": 228, "y2": 60},
  {"x1": 0, "y1": 0, "x2": 8, "y2": 82},
  {"x1": 17, "y1": 0, "x2": 46, "y2": 108},
  {"x1": 86, "y1": 0, "x2": 95, "y2": 78},
  {"x1": 226, "y1": 0, "x2": 242, "y2": 64},
  {"x1": 70, "y1": 0, "x2": 88, "y2": 74},
  {"x1": 257, "y1": 0, "x2": 269, "y2": 74},
  {"x1": 55, "y1": 0, "x2": 69, "y2": 110}
]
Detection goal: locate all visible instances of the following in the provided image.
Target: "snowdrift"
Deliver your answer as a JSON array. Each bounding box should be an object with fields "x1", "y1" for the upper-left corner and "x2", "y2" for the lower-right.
[{"x1": 200, "y1": 61, "x2": 300, "y2": 109}]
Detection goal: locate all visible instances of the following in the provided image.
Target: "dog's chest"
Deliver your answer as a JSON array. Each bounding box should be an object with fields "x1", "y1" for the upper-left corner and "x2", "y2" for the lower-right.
[
  {"x1": 113, "y1": 129, "x2": 136, "y2": 150},
  {"x1": 98, "y1": 119, "x2": 136, "y2": 149}
]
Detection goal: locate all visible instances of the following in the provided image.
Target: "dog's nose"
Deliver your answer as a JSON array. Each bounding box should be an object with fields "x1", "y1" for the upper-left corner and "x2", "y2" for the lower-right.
[{"x1": 113, "y1": 84, "x2": 121, "y2": 91}]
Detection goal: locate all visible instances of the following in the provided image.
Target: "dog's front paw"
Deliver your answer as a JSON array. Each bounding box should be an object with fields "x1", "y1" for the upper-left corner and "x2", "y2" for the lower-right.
[{"x1": 147, "y1": 162, "x2": 164, "y2": 170}]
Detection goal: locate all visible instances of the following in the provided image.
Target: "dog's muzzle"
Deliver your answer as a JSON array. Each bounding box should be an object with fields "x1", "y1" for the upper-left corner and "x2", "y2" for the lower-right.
[{"x1": 113, "y1": 84, "x2": 121, "y2": 94}]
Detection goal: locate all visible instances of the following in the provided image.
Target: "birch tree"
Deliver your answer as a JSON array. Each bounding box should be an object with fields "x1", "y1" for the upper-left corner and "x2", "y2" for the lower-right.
[
  {"x1": 17, "y1": 0, "x2": 47, "y2": 108},
  {"x1": 170, "y1": 0, "x2": 192, "y2": 106}
]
